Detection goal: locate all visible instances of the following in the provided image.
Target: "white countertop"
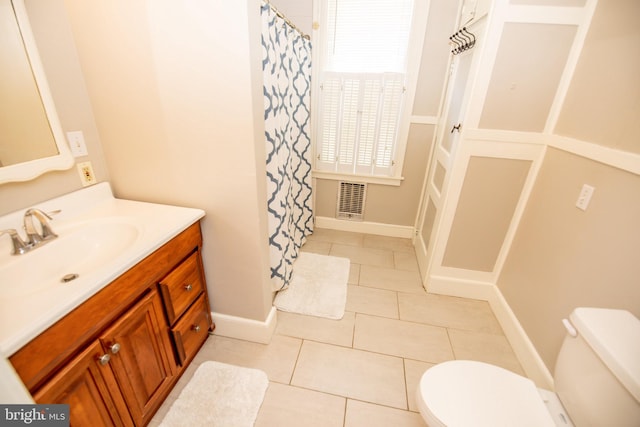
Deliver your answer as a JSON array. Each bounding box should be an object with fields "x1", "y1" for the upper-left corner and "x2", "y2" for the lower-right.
[{"x1": 0, "y1": 182, "x2": 204, "y2": 356}]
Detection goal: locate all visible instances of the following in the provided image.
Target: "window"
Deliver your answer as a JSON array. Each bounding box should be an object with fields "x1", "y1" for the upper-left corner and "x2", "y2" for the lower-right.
[{"x1": 313, "y1": 0, "x2": 426, "y2": 183}]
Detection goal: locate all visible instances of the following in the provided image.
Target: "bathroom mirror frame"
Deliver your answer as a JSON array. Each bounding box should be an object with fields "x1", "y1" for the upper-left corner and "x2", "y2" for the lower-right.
[{"x1": 0, "y1": 0, "x2": 73, "y2": 184}]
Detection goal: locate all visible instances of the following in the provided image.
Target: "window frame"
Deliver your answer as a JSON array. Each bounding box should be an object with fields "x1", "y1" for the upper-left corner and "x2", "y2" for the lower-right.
[{"x1": 311, "y1": 0, "x2": 430, "y2": 186}]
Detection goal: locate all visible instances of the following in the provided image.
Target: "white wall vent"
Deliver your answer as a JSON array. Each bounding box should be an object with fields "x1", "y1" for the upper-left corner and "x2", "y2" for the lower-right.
[{"x1": 337, "y1": 181, "x2": 366, "y2": 221}]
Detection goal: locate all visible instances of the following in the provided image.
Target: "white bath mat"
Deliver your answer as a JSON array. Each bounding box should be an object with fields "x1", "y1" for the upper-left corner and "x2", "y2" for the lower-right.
[
  {"x1": 158, "y1": 361, "x2": 268, "y2": 427},
  {"x1": 273, "y1": 252, "x2": 350, "y2": 320}
]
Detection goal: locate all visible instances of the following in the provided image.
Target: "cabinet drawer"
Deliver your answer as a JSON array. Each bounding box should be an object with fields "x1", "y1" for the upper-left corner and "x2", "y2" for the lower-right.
[
  {"x1": 159, "y1": 252, "x2": 204, "y2": 324},
  {"x1": 171, "y1": 295, "x2": 211, "y2": 366}
]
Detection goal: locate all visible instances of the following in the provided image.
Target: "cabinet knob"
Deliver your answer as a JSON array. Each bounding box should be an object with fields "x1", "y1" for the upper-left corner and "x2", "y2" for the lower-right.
[
  {"x1": 184, "y1": 284, "x2": 193, "y2": 291},
  {"x1": 192, "y1": 325, "x2": 201, "y2": 333},
  {"x1": 98, "y1": 354, "x2": 111, "y2": 365},
  {"x1": 110, "y1": 343, "x2": 121, "y2": 354}
]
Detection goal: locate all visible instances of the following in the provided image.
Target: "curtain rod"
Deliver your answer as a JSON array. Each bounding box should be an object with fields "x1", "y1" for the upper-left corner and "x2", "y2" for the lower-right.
[{"x1": 263, "y1": 0, "x2": 310, "y2": 40}]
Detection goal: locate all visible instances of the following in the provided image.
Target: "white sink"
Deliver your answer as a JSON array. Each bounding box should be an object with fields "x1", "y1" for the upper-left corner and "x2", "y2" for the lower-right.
[
  {"x1": 0, "y1": 220, "x2": 140, "y2": 298},
  {"x1": 0, "y1": 182, "x2": 204, "y2": 355}
]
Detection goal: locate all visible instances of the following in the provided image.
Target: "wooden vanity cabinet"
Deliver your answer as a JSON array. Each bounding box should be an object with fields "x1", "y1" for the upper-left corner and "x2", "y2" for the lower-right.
[
  {"x1": 98, "y1": 289, "x2": 176, "y2": 426},
  {"x1": 9, "y1": 222, "x2": 214, "y2": 427},
  {"x1": 158, "y1": 252, "x2": 213, "y2": 366},
  {"x1": 33, "y1": 341, "x2": 133, "y2": 427}
]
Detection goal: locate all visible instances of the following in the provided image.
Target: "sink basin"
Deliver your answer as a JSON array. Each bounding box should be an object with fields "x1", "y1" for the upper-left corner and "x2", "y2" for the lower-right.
[
  {"x1": 0, "y1": 221, "x2": 140, "y2": 299},
  {"x1": 0, "y1": 182, "x2": 204, "y2": 356}
]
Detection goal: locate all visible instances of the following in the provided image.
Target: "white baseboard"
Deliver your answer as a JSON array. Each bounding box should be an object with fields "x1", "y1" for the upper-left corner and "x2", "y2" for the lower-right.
[
  {"x1": 426, "y1": 274, "x2": 554, "y2": 389},
  {"x1": 315, "y1": 216, "x2": 414, "y2": 238},
  {"x1": 211, "y1": 306, "x2": 277, "y2": 344},
  {"x1": 427, "y1": 274, "x2": 496, "y2": 300},
  {"x1": 488, "y1": 289, "x2": 555, "y2": 389}
]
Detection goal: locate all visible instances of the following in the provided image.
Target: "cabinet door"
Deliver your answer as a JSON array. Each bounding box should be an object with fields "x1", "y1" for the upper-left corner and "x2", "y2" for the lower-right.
[
  {"x1": 34, "y1": 340, "x2": 133, "y2": 427},
  {"x1": 100, "y1": 289, "x2": 176, "y2": 426}
]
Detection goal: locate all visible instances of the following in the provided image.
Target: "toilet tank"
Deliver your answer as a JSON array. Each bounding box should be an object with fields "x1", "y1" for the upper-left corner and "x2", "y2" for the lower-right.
[{"x1": 554, "y1": 307, "x2": 640, "y2": 427}]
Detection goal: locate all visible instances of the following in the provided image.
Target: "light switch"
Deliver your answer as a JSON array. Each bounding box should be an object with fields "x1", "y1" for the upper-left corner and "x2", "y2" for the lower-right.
[{"x1": 67, "y1": 131, "x2": 88, "y2": 157}]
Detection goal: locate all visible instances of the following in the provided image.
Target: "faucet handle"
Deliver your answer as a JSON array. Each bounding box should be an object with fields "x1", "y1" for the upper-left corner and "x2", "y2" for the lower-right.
[
  {"x1": 23, "y1": 208, "x2": 59, "y2": 243},
  {"x1": 0, "y1": 229, "x2": 30, "y2": 255}
]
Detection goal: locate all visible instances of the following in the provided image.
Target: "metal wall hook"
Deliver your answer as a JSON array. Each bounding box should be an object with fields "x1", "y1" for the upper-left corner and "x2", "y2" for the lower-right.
[{"x1": 449, "y1": 27, "x2": 477, "y2": 55}]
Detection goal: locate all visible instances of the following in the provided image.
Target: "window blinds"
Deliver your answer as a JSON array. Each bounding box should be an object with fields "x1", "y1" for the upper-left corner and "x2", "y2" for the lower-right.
[
  {"x1": 316, "y1": 0, "x2": 414, "y2": 177},
  {"x1": 325, "y1": 0, "x2": 414, "y2": 73}
]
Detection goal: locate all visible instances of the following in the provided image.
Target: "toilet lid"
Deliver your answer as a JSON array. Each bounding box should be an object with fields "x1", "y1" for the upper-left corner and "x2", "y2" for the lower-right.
[{"x1": 418, "y1": 360, "x2": 556, "y2": 427}]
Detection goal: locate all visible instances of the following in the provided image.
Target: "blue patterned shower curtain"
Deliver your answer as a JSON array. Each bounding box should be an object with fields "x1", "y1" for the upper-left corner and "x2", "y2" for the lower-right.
[{"x1": 261, "y1": 2, "x2": 313, "y2": 292}]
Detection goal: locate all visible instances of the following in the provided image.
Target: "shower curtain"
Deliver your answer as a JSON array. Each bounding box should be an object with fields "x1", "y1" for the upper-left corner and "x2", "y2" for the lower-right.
[{"x1": 261, "y1": 2, "x2": 313, "y2": 292}]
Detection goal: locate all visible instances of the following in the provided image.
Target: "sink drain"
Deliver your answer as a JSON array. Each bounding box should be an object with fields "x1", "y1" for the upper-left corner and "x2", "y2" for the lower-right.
[{"x1": 61, "y1": 273, "x2": 79, "y2": 283}]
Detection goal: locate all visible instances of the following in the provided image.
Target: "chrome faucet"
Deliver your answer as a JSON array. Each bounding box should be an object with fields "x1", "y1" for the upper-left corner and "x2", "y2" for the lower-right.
[
  {"x1": 0, "y1": 208, "x2": 60, "y2": 255},
  {"x1": 0, "y1": 229, "x2": 30, "y2": 255},
  {"x1": 23, "y1": 208, "x2": 58, "y2": 245}
]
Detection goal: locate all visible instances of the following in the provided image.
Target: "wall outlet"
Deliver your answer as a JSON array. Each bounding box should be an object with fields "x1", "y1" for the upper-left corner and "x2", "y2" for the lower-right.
[
  {"x1": 67, "y1": 131, "x2": 88, "y2": 157},
  {"x1": 77, "y1": 161, "x2": 97, "y2": 187},
  {"x1": 576, "y1": 184, "x2": 595, "y2": 211}
]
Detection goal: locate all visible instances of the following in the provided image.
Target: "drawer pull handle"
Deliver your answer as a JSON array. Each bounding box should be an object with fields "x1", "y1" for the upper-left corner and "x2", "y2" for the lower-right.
[
  {"x1": 192, "y1": 325, "x2": 201, "y2": 333},
  {"x1": 184, "y1": 284, "x2": 193, "y2": 291},
  {"x1": 110, "y1": 343, "x2": 121, "y2": 354},
  {"x1": 98, "y1": 354, "x2": 111, "y2": 365}
]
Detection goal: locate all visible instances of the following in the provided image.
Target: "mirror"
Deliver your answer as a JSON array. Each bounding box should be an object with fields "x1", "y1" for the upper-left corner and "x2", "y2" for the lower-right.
[{"x1": 0, "y1": 0, "x2": 72, "y2": 184}]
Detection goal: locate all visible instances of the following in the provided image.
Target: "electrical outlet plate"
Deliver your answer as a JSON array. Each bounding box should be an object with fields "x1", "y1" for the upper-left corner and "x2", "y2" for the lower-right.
[
  {"x1": 77, "y1": 161, "x2": 97, "y2": 187},
  {"x1": 67, "y1": 131, "x2": 88, "y2": 157},
  {"x1": 576, "y1": 184, "x2": 595, "y2": 211}
]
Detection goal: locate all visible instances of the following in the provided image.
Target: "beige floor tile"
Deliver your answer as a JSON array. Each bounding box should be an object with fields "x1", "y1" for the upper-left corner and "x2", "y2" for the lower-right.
[
  {"x1": 346, "y1": 285, "x2": 398, "y2": 319},
  {"x1": 360, "y1": 265, "x2": 424, "y2": 294},
  {"x1": 363, "y1": 234, "x2": 414, "y2": 253},
  {"x1": 196, "y1": 335, "x2": 301, "y2": 384},
  {"x1": 255, "y1": 382, "x2": 346, "y2": 427},
  {"x1": 404, "y1": 359, "x2": 435, "y2": 413},
  {"x1": 354, "y1": 314, "x2": 454, "y2": 363},
  {"x1": 394, "y1": 251, "x2": 420, "y2": 272},
  {"x1": 398, "y1": 292, "x2": 503, "y2": 334},
  {"x1": 330, "y1": 244, "x2": 395, "y2": 268},
  {"x1": 307, "y1": 228, "x2": 364, "y2": 246},
  {"x1": 345, "y1": 399, "x2": 427, "y2": 427},
  {"x1": 301, "y1": 240, "x2": 332, "y2": 255},
  {"x1": 448, "y1": 328, "x2": 525, "y2": 376},
  {"x1": 292, "y1": 341, "x2": 407, "y2": 409},
  {"x1": 275, "y1": 310, "x2": 355, "y2": 347},
  {"x1": 348, "y1": 263, "x2": 360, "y2": 285}
]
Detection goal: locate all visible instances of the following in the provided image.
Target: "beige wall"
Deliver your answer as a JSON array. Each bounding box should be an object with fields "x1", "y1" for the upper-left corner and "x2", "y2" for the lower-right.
[
  {"x1": 495, "y1": 0, "x2": 640, "y2": 372},
  {"x1": 0, "y1": 0, "x2": 108, "y2": 215},
  {"x1": 497, "y1": 148, "x2": 640, "y2": 368},
  {"x1": 555, "y1": 0, "x2": 640, "y2": 154},
  {"x1": 63, "y1": 0, "x2": 273, "y2": 322},
  {"x1": 443, "y1": 157, "x2": 531, "y2": 272},
  {"x1": 479, "y1": 23, "x2": 577, "y2": 132}
]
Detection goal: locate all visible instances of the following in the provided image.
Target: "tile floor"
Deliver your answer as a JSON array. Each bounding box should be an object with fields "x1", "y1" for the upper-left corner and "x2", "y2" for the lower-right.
[{"x1": 150, "y1": 228, "x2": 525, "y2": 427}]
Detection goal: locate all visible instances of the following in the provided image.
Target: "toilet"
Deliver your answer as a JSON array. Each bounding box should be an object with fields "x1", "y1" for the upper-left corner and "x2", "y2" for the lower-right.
[{"x1": 416, "y1": 307, "x2": 640, "y2": 426}]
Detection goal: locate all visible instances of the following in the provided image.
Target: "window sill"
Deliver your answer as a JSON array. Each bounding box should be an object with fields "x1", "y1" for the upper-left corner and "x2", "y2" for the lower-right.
[{"x1": 312, "y1": 170, "x2": 404, "y2": 186}]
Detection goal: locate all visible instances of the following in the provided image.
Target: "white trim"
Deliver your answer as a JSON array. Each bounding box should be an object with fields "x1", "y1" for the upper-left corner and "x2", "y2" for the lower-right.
[
  {"x1": 465, "y1": 128, "x2": 551, "y2": 145},
  {"x1": 410, "y1": 115, "x2": 438, "y2": 125},
  {"x1": 545, "y1": 0, "x2": 598, "y2": 133},
  {"x1": 549, "y1": 135, "x2": 640, "y2": 176},
  {"x1": 312, "y1": 170, "x2": 403, "y2": 186},
  {"x1": 392, "y1": 0, "x2": 431, "y2": 179},
  {"x1": 315, "y1": 216, "x2": 414, "y2": 238},
  {"x1": 459, "y1": 128, "x2": 640, "y2": 176},
  {"x1": 426, "y1": 273, "x2": 554, "y2": 389},
  {"x1": 427, "y1": 274, "x2": 495, "y2": 300},
  {"x1": 414, "y1": 232, "x2": 429, "y2": 271},
  {"x1": 506, "y1": 5, "x2": 585, "y2": 25},
  {"x1": 488, "y1": 288, "x2": 555, "y2": 389},
  {"x1": 211, "y1": 306, "x2": 277, "y2": 344}
]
